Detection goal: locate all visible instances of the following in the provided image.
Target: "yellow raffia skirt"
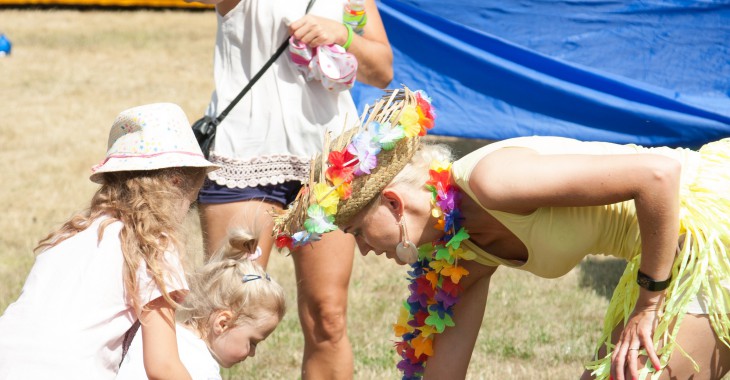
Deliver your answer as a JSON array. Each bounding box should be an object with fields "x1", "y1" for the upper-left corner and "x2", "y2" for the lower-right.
[{"x1": 587, "y1": 138, "x2": 730, "y2": 380}]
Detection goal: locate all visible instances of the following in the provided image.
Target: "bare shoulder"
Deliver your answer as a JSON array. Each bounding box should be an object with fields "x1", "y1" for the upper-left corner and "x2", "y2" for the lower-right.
[{"x1": 466, "y1": 146, "x2": 539, "y2": 211}]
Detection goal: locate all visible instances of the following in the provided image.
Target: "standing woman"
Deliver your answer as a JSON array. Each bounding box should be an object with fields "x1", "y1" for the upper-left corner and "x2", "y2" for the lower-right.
[
  {"x1": 185, "y1": 0, "x2": 393, "y2": 378},
  {"x1": 274, "y1": 87, "x2": 730, "y2": 380}
]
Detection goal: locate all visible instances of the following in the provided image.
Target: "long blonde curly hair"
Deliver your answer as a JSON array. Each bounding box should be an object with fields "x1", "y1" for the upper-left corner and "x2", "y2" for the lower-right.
[{"x1": 35, "y1": 167, "x2": 206, "y2": 313}]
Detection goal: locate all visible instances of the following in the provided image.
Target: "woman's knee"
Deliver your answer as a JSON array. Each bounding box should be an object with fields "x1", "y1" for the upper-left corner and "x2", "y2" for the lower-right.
[{"x1": 306, "y1": 300, "x2": 348, "y2": 343}]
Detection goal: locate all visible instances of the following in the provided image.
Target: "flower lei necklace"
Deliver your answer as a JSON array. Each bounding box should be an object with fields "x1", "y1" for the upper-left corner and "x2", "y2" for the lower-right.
[{"x1": 393, "y1": 161, "x2": 476, "y2": 379}]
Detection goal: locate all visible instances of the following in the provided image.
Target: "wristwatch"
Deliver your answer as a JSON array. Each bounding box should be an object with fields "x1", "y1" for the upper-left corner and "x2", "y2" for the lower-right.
[{"x1": 636, "y1": 270, "x2": 672, "y2": 291}]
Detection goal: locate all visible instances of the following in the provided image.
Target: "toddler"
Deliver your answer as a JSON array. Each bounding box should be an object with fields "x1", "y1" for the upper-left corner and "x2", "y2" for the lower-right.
[{"x1": 116, "y1": 229, "x2": 286, "y2": 379}]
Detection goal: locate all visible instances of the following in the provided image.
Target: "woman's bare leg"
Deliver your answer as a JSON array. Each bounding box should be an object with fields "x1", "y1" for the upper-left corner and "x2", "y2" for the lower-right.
[
  {"x1": 293, "y1": 230, "x2": 356, "y2": 380},
  {"x1": 581, "y1": 314, "x2": 730, "y2": 380},
  {"x1": 198, "y1": 200, "x2": 282, "y2": 267}
]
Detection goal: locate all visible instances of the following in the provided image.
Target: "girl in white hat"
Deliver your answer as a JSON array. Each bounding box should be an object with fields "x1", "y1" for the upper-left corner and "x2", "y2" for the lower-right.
[
  {"x1": 117, "y1": 228, "x2": 286, "y2": 379},
  {"x1": 0, "y1": 103, "x2": 219, "y2": 380}
]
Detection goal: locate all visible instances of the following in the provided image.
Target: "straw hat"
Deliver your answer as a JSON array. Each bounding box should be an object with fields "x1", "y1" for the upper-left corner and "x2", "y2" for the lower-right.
[
  {"x1": 273, "y1": 86, "x2": 435, "y2": 249},
  {"x1": 90, "y1": 103, "x2": 219, "y2": 184}
]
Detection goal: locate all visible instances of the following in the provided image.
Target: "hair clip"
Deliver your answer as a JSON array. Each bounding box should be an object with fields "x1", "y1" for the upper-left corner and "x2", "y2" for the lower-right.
[
  {"x1": 242, "y1": 274, "x2": 261, "y2": 283},
  {"x1": 241, "y1": 273, "x2": 271, "y2": 283}
]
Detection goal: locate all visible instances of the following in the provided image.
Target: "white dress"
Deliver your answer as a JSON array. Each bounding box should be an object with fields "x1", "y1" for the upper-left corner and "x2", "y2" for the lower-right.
[
  {"x1": 0, "y1": 218, "x2": 187, "y2": 380},
  {"x1": 206, "y1": 0, "x2": 359, "y2": 188},
  {"x1": 116, "y1": 323, "x2": 222, "y2": 380}
]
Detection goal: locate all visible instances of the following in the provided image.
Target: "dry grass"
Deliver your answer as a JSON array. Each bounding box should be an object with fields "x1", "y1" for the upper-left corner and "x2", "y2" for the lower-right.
[{"x1": 0, "y1": 9, "x2": 624, "y2": 379}]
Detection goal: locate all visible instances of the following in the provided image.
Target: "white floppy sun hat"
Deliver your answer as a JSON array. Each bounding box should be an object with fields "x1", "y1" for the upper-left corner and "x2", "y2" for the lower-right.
[{"x1": 90, "y1": 103, "x2": 219, "y2": 184}]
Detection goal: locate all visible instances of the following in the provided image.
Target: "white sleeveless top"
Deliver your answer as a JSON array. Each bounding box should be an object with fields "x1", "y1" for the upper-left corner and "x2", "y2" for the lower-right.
[
  {"x1": 0, "y1": 218, "x2": 187, "y2": 379},
  {"x1": 206, "y1": 0, "x2": 359, "y2": 188}
]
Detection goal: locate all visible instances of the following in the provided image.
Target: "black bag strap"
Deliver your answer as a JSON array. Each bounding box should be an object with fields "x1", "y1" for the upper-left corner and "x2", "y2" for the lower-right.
[
  {"x1": 119, "y1": 319, "x2": 141, "y2": 367},
  {"x1": 214, "y1": 0, "x2": 318, "y2": 124}
]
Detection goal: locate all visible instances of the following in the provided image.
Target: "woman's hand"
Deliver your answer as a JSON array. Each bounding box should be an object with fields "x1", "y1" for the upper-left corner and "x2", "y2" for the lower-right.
[
  {"x1": 611, "y1": 294, "x2": 664, "y2": 380},
  {"x1": 289, "y1": 14, "x2": 348, "y2": 48},
  {"x1": 290, "y1": 0, "x2": 393, "y2": 88}
]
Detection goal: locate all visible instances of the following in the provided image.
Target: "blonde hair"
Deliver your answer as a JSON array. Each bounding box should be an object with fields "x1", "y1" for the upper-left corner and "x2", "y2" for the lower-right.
[
  {"x1": 35, "y1": 167, "x2": 207, "y2": 312},
  {"x1": 362, "y1": 143, "x2": 454, "y2": 214},
  {"x1": 388, "y1": 143, "x2": 454, "y2": 188},
  {"x1": 178, "y1": 229, "x2": 286, "y2": 333}
]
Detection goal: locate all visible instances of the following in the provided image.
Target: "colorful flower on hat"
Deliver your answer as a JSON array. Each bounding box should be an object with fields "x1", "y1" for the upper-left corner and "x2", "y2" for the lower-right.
[
  {"x1": 325, "y1": 149, "x2": 356, "y2": 199},
  {"x1": 303, "y1": 204, "x2": 338, "y2": 234},
  {"x1": 311, "y1": 183, "x2": 340, "y2": 215},
  {"x1": 373, "y1": 121, "x2": 405, "y2": 151},
  {"x1": 290, "y1": 230, "x2": 321, "y2": 248},
  {"x1": 275, "y1": 234, "x2": 293, "y2": 250},
  {"x1": 325, "y1": 149, "x2": 357, "y2": 182},
  {"x1": 347, "y1": 134, "x2": 380, "y2": 175},
  {"x1": 399, "y1": 105, "x2": 422, "y2": 138},
  {"x1": 393, "y1": 160, "x2": 475, "y2": 379},
  {"x1": 414, "y1": 90, "x2": 435, "y2": 133},
  {"x1": 275, "y1": 90, "x2": 436, "y2": 251}
]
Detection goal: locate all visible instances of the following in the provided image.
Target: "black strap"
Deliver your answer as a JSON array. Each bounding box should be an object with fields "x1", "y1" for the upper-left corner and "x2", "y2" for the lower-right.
[
  {"x1": 214, "y1": 0, "x2": 318, "y2": 124},
  {"x1": 119, "y1": 319, "x2": 141, "y2": 367},
  {"x1": 636, "y1": 269, "x2": 672, "y2": 292}
]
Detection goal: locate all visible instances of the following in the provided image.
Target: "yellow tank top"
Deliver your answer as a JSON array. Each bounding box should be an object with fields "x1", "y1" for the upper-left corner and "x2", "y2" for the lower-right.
[{"x1": 451, "y1": 136, "x2": 700, "y2": 279}]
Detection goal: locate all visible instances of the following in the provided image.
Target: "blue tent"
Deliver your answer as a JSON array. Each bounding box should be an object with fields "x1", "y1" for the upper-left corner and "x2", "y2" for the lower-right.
[{"x1": 351, "y1": 0, "x2": 730, "y2": 148}]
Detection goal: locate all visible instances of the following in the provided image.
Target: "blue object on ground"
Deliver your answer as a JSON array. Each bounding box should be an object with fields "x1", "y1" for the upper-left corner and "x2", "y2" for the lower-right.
[{"x1": 0, "y1": 34, "x2": 11, "y2": 56}]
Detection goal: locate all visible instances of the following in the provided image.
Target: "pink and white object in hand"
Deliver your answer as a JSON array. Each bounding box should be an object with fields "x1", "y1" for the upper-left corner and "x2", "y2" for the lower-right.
[{"x1": 289, "y1": 37, "x2": 357, "y2": 92}]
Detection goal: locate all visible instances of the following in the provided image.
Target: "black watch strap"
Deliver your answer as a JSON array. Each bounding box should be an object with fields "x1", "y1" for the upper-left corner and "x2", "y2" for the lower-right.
[{"x1": 636, "y1": 270, "x2": 672, "y2": 291}]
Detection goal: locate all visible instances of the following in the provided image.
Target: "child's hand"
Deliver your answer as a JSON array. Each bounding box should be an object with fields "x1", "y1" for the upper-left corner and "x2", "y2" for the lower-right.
[{"x1": 289, "y1": 15, "x2": 348, "y2": 48}]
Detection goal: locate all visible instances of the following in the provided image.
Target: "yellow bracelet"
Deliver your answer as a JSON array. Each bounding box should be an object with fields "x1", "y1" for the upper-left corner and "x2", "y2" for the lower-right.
[{"x1": 342, "y1": 23, "x2": 354, "y2": 50}]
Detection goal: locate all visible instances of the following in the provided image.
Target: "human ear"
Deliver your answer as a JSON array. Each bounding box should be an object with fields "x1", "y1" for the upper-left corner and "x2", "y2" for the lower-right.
[
  {"x1": 381, "y1": 189, "x2": 404, "y2": 217},
  {"x1": 211, "y1": 310, "x2": 234, "y2": 335},
  {"x1": 170, "y1": 173, "x2": 183, "y2": 187}
]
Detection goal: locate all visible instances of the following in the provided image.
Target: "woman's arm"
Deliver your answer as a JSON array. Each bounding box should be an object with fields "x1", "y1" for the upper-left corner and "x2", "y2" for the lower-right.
[
  {"x1": 469, "y1": 147, "x2": 680, "y2": 379},
  {"x1": 424, "y1": 262, "x2": 497, "y2": 379},
  {"x1": 139, "y1": 293, "x2": 192, "y2": 380},
  {"x1": 289, "y1": 0, "x2": 393, "y2": 88}
]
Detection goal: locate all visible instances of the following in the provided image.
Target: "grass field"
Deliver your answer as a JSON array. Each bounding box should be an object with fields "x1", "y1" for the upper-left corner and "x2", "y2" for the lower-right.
[{"x1": 0, "y1": 9, "x2": 625, "y2": 379}]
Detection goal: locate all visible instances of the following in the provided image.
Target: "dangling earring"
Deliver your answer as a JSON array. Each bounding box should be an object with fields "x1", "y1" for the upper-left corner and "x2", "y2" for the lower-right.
[{"x1": 396, "y1": 216, "x2": 419, "y2": 264}]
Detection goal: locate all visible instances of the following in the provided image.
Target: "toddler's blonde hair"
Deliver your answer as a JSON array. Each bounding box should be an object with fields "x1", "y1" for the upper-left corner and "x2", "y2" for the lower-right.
[{"x1": 178, "y1": 229, "x2": 286, "y2": 332}]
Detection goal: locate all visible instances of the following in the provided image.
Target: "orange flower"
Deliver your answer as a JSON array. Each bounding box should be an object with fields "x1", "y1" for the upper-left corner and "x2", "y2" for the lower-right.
[
  {"x1": 411, "y1": 334, "x2": 434, "y2": 357},
  {"x1": 416, "y1": 95, "x2": 435, "y2": 134}
]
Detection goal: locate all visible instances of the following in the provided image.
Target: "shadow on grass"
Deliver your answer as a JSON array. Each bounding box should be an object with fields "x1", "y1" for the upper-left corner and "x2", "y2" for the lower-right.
[{"x1": 578, "y1": 257, "x2": 627, "y2": 300}]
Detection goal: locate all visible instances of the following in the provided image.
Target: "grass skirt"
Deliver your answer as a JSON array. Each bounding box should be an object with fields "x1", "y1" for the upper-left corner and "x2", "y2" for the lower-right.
[{"x1": 586, "y1": 138, "x2": 730, "y2": 380}]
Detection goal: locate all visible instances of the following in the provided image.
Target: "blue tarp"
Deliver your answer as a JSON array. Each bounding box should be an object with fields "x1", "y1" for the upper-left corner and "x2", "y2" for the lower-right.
[{"x1": 351, "y1": 0, "x2": 730, "y2": 148}]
